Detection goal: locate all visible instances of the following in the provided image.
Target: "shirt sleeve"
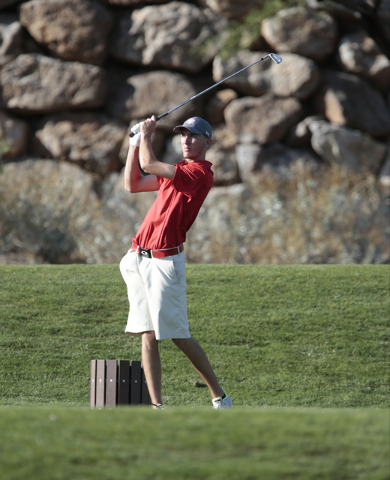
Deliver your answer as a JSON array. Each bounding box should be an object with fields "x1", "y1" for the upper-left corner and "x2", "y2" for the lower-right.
[{"x1": 172, "y1": 162, "x2": 208, "y2": 196}]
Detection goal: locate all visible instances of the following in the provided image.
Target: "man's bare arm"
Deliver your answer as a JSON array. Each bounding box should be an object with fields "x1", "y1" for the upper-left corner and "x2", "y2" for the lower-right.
[
  {"x1": 124, "y1": 141, "x2": 160, "y2": 193},
  {"x1": 140, "y1": 116, "x2": 176, "y2": 179}
]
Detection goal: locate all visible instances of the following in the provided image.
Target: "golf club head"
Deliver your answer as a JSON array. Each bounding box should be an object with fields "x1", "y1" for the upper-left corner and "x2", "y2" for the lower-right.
[{"x1": 269, "y1": 53, "x2": 282, "y2": 64}]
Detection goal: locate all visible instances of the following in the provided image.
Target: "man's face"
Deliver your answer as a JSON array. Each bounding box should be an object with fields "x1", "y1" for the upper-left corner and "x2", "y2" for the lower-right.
[{"x1": 180, "y1": 129, "x2": 211, "y2": 161}]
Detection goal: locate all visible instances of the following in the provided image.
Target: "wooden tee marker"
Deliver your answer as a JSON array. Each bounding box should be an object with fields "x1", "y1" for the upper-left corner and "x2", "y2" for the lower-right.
[{"x1": 90, "y1": 360, "x2": 151, "y2": 408}]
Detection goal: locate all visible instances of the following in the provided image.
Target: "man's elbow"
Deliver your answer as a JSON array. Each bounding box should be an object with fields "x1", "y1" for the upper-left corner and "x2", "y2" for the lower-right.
[
  {"x1": 124, "y1": 179, "x2": 138, "y2": 193},
  {"x1": 127, "y1": 183, "x2": 142, "y2": 193},
  {"x1": 129, "y1": 184, "x2": 141, "y2": 193},
  {"x1": 139, "y1": 157, "x2": 154, "y2": 175}
]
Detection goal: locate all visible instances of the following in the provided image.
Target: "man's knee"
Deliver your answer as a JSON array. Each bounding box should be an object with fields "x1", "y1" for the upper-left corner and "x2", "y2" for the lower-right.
[
  {"x1": 172, "y1": 337, "x2": 193, "y2": 350},
  {"x1": 142, "y1": 330, "x2": 158, "y2": 346},
  {"x1": 172, "y1": 338, "x2": 183, "y2": 348}
]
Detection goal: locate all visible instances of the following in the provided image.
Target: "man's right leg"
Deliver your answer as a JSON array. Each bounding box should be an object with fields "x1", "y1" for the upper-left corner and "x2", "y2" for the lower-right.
[
  {"x1": 142, "y1": 330, "x2": 163, "y2": 406},
  {"x1": 173, "y1": 337, "x2": 232, "y2": 409}
]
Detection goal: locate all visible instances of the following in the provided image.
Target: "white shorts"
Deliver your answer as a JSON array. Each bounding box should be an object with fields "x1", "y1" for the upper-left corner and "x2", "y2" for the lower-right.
[{"x1": 119, "y1": 249, "x2": 190, "y2": 341}]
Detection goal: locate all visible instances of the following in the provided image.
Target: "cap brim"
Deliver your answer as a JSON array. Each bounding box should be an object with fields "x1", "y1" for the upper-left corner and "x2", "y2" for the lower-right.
[{"x1": 173, "y1": 125, "x2": 204, "y2": 135}]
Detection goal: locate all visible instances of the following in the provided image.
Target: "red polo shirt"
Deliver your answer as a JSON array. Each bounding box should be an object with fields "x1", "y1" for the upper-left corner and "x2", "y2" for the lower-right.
[{"x1": 132, "y1": 160, "x2": 214, "y2": 250}]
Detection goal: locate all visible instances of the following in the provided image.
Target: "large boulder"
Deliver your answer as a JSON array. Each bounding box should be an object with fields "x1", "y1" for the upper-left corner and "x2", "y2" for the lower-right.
[
  {"x1": 213, "y1": 50, "x2": 320, "y2": 99},
  {"x1": 108, "y1": 1, "x2": 227, "y2": 74},
  {"x1": 0, "y1": 110, "x2": 29, "y2": 158},
  {"x1": 213, "y1": 51, "x2": 320, "y2": 99},
  {"x1": 266, "y1": 52, "x2": 321, "y2": 99},
  {"x1": 337, "y1": 30, "x2": 390, "y2": 92},
  {"x1": 0, "y1": 54, "x2": 108, "y2": 114},
  {"x1": 205, "y1": 89, "x2": 238, "y2": 125},
  {"x1": 0, "y1": 15, "x2": 23, "y2": 66},
  {"x1": 105, "y1": 70, "x2": 201, "y2": 131},
  {"x1": 20, "y1": 0, "x2": 113, "y2": 65},
  {"x1": 235, "y1": 141, "x2": 319, "y2": 182},
  {"x1": 285, "y1": 114, "x2": 325, "y2": 148},
  {"x1": 224, "y1": 94, "x2": 303, "y2": 144},
  {"x1": 213, "y1": 51, "x2": 271, "y2": 96},
  {"x1": 261, "y1": 7, "x2": 337, "y2": 62},
  {"x1": 315, "y1": 70, "x2": 390, "y2": 137},
  {"x1": 33, "y1": 112, "x2": 126, "y2": 174},
  {"x1": 310, "y1": 120, "x2": 387, "y2": 173}
]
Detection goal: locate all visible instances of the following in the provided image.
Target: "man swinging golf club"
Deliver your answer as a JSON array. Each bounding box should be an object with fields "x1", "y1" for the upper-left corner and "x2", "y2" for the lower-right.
[{"x1": 120, "y1": 114, "x2": 232, "y2": 410}]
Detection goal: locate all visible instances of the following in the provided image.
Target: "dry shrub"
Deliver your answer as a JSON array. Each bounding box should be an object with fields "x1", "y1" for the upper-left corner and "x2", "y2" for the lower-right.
[
  {"x1": 1, "y1": 159, "x2": 388, "y2": 265},
  {"x1": 187, "y1": 164, "x2": 390, "y2": 264},
  {"x1": 253, "y1": 165, "x2": 389, "y2": 264},
  {"x1": 0, "y1": 159, "x2": 131, "y2": 263}
]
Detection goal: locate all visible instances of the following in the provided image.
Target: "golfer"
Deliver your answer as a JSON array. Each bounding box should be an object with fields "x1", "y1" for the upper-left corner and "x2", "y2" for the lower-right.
[{"x1": 120, "y1": 115, "x2": 231, "y2": 410}]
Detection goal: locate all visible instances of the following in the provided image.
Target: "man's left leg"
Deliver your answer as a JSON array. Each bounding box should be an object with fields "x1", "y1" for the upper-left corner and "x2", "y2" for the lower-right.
[{"x1": 172, "y1": 337, "x2": 224, "y2": 399}]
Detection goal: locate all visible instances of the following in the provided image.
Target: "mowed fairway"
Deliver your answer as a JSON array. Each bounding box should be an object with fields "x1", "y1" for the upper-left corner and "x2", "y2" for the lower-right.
[
  {"x1": 0, "y1": 407, "x2": 388, "y2": 480},
  {"x1": 0, "y1": 264, "x2": 389, "y2": 479}
]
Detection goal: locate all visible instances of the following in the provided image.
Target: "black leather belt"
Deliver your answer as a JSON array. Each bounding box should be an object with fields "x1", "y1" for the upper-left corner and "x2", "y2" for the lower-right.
[{"x1": 132, "y1": 243, "x2": 184, "y2": 258}]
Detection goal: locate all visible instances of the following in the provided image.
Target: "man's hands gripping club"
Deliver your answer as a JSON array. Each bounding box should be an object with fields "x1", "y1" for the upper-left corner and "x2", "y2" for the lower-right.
[
  {"x1": 127, "y1": 115, "x2": 175, "y2": 184},
  {"x1": 128, "y1": 116, "x2": 157, "y2": 147}
]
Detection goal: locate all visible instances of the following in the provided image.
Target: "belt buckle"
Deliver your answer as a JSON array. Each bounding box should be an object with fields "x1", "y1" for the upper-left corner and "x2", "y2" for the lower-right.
[{"x1": 139, "y1": 247, "x2": 152, "y2": 258}]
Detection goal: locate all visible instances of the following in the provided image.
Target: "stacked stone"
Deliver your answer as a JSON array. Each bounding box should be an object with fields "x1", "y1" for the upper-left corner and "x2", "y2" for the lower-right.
[{"x1": 0, "y1": 0, "x2": 388, "y2": 180}]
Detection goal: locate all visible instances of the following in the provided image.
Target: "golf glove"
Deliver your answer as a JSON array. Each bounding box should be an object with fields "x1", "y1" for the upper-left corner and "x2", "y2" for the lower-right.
[{"x1": 129, "y1": 123, "x2": 141, "y2": 146}]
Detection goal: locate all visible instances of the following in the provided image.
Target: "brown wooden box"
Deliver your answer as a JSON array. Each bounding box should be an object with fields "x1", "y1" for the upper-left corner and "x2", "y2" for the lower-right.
[{"x1": 90, "y1": 360, "x2": 151, "y2": 408}]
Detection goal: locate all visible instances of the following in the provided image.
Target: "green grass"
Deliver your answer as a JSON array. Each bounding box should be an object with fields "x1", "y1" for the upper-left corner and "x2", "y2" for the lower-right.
[
  {"x1": 0, "y1": 264, "x2": 389, "y2": 479},
  {"x1": 0, "y1": 407, "x2": 388, "y2": 480},
  {"x1": 0, "y1": 264, "x2": 388, "y2": 408}
]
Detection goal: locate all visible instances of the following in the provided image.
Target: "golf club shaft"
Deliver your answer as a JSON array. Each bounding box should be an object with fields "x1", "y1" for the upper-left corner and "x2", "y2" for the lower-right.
[
  {"x1": 129, "y1": 53, "x2": 282, "y2": 136},
  {"x1": 157, "y1": 53, "x2": 280, "y2": 120}
]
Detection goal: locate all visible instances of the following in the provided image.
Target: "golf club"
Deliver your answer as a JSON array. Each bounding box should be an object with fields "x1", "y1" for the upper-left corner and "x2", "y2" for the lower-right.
[{"x1": 129, "y1": 53, "x2": 282, "y2": 136}]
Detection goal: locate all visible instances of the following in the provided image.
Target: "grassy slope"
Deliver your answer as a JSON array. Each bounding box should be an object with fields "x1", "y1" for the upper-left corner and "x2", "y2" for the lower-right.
[
  {"x1": 0, "y1": 264, "x2": 388, "y2": 407},
  {"x1": 0, "y1": 264, "x2": 389, "y2": 479}
]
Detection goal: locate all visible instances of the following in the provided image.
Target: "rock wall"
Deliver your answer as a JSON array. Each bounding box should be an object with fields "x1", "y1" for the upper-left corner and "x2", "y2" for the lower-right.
[{"x1": 0, "y1": 0, "x2": 389, "y2": 265}]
